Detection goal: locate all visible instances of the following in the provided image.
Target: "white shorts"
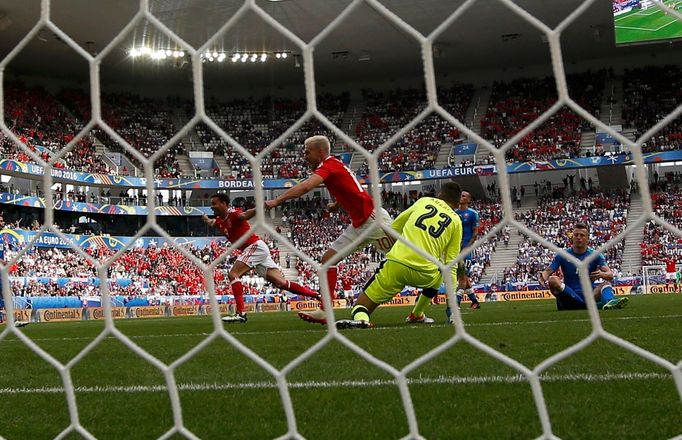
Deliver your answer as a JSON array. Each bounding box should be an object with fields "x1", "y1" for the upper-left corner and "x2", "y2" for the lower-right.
[
  {"x1": 331, "y1": 208, "x2": 395, "y2": 255},
  {"x1": 238, "y1": 240, "x2": 280, "y2": 277}
]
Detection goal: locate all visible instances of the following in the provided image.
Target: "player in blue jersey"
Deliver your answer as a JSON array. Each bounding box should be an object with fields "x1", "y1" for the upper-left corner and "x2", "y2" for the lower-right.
[
  {"x1": 538, "y1": 223, "x2": 628, "y2": 310},
  {"x1": 445, "y1": 191, "x2": 481, "y2": 320}
]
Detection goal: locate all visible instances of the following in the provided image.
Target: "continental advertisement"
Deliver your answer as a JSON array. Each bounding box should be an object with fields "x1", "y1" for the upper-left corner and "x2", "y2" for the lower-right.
[
  {"x1": 87, "y1": 307, "x2": 128, "y2": 320},
  {"x1": 202, "y1": 304, "x2": 230, "y2": 315},
  {"x1": 261, "y1": 303, "x2": 284, "y2": 312},
  {"x1": 645, "y1": 284, "x2": 682, "y2": 294},
  {"x1": 289, "y1": 299, "x2": 347, "y2": 311},
  {"x1": 0, "y1": 308, "x2": 32, "y2": 325},
  {"x1": 38, "y1": 308, "x2": 83, "y2": 322},
  {"x1": 170, "y1": 305, "x2": 201, "y2": 317},
  {"x1": 129, "y1": 306, "x2": 167, "y2": 318}
]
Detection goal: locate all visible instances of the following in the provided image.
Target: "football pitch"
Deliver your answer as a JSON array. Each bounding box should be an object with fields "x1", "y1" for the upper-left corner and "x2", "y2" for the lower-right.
[
  {"x1": 615, "y1": 3, "x2": 682, "y2": 44},
  {"x1": 0, "y1": 295, "x2": 680, "y2": 439}
]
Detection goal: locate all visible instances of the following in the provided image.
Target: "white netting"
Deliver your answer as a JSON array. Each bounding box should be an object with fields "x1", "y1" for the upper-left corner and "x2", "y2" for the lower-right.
[{"x1": 0, "y1": 0, "x2": 680, "y2": 438}]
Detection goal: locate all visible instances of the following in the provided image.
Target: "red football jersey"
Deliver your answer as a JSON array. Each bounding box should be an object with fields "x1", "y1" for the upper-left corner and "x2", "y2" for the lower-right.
[
  {"x1": 314, "y1": 156, "x2": 374, "y2": 228},
  {"x1": 214, "y1": 208, "x2": 260, "y2": 250}
]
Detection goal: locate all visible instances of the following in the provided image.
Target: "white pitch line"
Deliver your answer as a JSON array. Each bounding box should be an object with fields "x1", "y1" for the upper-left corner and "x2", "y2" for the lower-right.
[
  {"x1": 0, "y1": 372, "x2": 672, "y2": 395},
  {"x1": 615, "y1": 18, "x2": 679, "y2": 32},
  {"x1": 2, "y1": 314, "x2": 681, "y2": 343}
]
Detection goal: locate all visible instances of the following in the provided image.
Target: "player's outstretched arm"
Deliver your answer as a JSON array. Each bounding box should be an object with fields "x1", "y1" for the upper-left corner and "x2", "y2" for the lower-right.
[
  {"x1": 237, "y1": 208, "x2": 257, "y2": 221},
  {"x1": 202, "y1": 214, "x2": 216, "y2": 227},
  {"x1": 265, "y1": 174, "x2": 324, "y2": 210}
]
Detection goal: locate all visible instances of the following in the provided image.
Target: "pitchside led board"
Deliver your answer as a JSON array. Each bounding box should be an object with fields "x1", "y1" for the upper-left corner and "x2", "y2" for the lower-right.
[{"x1": 613, "y1": 0, "x2": 682, "y2": 45}]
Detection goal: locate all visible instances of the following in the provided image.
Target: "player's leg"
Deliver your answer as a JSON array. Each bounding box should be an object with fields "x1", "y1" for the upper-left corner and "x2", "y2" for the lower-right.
[
  {"x1": 463, "y1": 257, "x2": 480, "y2": 309},
  {"x1": 547, "y1": 275, "x2": 586, "y2": 311},
  {"x1": 297, "y1": 226, "x2": 355, "y2": 324},
  {"x1": 336, "y1": 260, "x2": 404, "y2": 329},
  {"x1": 335, "y1": 291, "x2": 381, "y2": 329},
  {"x1": 223, "y1": 259, "x2": 252, "y2": 323},
  {"x1": 265, "y1": 268, "x2": 320, "y2": 300},
  {"x1": 407, "y1": 287, "x2": 439, "y2": 324},
  {"x1": 446, "y1": 262, "x2": 467, "y2": 319},
  {"x1": 597, "y1": 282, "x2": 629, "y2": 310}
]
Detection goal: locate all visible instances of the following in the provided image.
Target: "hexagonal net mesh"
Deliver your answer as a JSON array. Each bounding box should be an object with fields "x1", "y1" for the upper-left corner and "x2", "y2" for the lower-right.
[{"x1": 0, "y1": 0, "x2": 680, "y2": 439}]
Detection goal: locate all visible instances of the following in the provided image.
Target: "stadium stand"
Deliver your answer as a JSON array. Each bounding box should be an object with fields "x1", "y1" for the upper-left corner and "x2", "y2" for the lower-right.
[{"x1": 622, "y1": 65, "x2": 682, "y2": 152}]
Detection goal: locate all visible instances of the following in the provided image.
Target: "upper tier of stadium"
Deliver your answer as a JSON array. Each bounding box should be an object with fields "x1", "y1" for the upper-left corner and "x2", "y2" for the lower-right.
[{"x1": 1, "y1": 65, "x2": 680, "y2": 180}]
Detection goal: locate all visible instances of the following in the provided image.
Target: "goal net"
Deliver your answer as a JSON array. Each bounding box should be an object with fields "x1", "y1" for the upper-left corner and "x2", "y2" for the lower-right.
[{"x1": 0, "y1": 0, "x2": 681, "y2": 439}]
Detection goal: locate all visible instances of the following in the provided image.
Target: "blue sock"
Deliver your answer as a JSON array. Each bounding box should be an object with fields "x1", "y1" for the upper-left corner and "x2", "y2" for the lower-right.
[
  {"x1": 600, "y1": 285, "x2": 614, "y2": 302},
  {"x1": 445, "y1": 306, "x2": 452, "y2": 320}
]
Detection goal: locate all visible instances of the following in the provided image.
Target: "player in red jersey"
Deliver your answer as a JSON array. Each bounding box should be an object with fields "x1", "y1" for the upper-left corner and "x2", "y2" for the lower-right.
[
  {"x1": 264, "y1": 135, "x2": 395, "y2": 324},
  {"x1": 203, "y1": 193, "x2": 320, "y2": 323}
]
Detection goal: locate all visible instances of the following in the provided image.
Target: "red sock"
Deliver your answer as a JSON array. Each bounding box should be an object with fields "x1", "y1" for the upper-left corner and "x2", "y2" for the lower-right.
[
  {"x1": 326, "y1": 266, "x2": 338, "y2": 300},
  {"x1": 231, "y1": 279, "x2": 245, "y2": 314},
  {"x1": 286, "y1": 281, "x2": 320, "y2": 299}
]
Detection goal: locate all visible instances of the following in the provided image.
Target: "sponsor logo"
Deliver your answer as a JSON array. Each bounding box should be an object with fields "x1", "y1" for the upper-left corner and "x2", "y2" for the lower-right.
[
  {"x1": 203, "y1": 304, "x2": 229, "y2": 315},
  {"x1": 383, "y1": 296, "x2": 417, "y2": 307},
  {"x1": 502, "y1": 291, "x2": 553, "y2": 301},
  {"x1": 90, "y1": 307, "x2": 127, "y2": 320},
  {"x1": 647, "y1": 284, "x2": 682, "y2": 294},
  {"x1": 261, "y1": 303, "x2": 282, "y2": 312},
  {"x1": 291, "y1": 300, "x2": 346, "y2": 311},
  {"x1": 130, "y1": 306, "x2": 166, "y2": 318},
  {"x1": 39, "y1": 308, "x2": 83, "y2": 322},
  {"x1": 171, "y1": 305, "x2": 200, "y2": 316}
]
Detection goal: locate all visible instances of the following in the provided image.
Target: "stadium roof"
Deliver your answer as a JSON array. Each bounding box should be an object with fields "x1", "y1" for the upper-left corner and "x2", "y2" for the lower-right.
[{"x1": 0, "y1": 0, "x2": 680, "y2": 90}]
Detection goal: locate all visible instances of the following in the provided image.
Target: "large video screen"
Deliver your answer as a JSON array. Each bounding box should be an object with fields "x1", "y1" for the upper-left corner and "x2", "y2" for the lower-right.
[{"x1": 613, "y1": 0, "x2": 682, "y2": 45}]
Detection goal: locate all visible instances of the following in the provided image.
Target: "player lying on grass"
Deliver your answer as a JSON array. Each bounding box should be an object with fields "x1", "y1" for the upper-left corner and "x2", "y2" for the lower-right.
[
  {"x1": 538, "y1": 222, "x2": 628, "y2": 311},
  {"x1": 336, "y1": 182, "x2": 463, "y2": 329},
  {"x1": 203, "y1": 193, "x2": 320, "y2": 323}
]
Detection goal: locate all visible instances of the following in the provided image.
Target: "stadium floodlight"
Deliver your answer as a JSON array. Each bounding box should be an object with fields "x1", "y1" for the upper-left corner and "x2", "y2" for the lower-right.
[
  {"x1": 165, "y1": 49, "x2": 173, "y2": 56},
  {"x1": 128, "y1": 47, "x2": 140, "y2": 57},
  {"x1": 231, "y1": 53, "x2": 240, "y2": 62},
  {"x1": 240, "y1": 53, "x2": 248, "y2": 62},
  {"x1": 281, "y1": 52, "x2": 288, "y2": 59},
  {"x1": 275, "y1": 52, "x2": 281, "y2": 59},
  {"x1": 260, "y1": 53, "x2": 267, "y2": 62},
  {"x1": 218, "y1": 53, "x2": 226, "y2": 62},
  {"x1": 138, "y1": 46, "x2": 151, "y2": 55}
]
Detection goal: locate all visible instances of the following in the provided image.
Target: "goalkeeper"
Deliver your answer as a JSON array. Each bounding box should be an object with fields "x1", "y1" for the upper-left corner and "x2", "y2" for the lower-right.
[{"x1": 336, "y1": 182, "x2": 463, "y2": 329}]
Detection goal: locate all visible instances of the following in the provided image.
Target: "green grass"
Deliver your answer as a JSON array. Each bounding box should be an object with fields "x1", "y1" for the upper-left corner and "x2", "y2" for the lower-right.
[
  {"x1": 0, "y1": 294, "x2": 680, "y2": 439},
  {"x1": 615, "y1": 2, "x2": 682, "y2": 44}
]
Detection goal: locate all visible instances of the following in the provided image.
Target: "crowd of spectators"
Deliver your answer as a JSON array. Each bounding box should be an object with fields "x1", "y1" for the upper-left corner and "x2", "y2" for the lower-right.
[
  {"x1": 61, "y1": 91, "x2": 183, "y2": 177},
  {"x1": 195, "y1": 93, "x2": 349, "y2": 179},
  {"x1": 622, "y1": 65, "x2": 682, "y2": 153},
  {"x1": 641, "y1": 184, "x2": 682, "y2": 266},
  {"x1": 2, "y1": 83, "x2": 109, "y2": 174},
  {"x1": 355, "y1": 84, "x2": 473, "y2": 175},
  {"x1": 509, "y1": 189, "x2": 630, "y2": 285},
  {"x1": 479, "y1": 70, "x2": 606, "y2": 163},
  {"x1": 4, "y1": 233, "x2": 283, "y2": 299},
  {"x1": 4, "y1": 67, "x2": 682, "y2": 182}
]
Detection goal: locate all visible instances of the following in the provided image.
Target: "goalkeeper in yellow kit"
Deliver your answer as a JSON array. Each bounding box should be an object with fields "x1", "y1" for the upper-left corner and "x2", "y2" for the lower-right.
[{"x1": 336, "y1": 182, "x2": 463, "y2": 329}]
